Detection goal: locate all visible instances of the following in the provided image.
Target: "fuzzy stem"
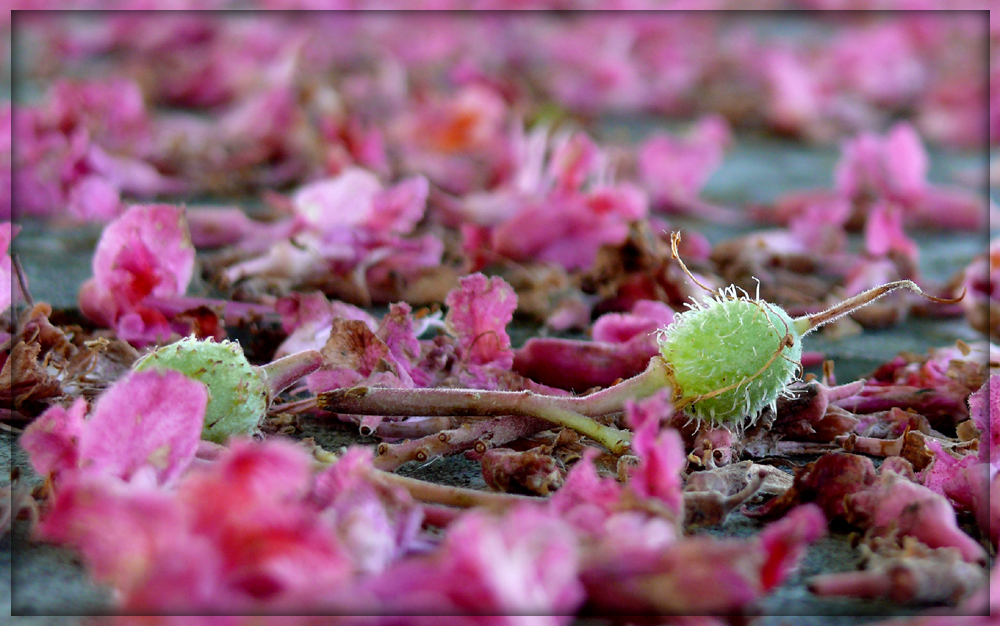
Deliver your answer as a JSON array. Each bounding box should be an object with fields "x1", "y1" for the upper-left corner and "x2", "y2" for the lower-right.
[
  {"x1": 793, "y1": 280, "x2": 964, "y2": 336},
  {"x1": 373, "y1": 415, "x2": 546, "y2": 471},
  {"x1": 319, "y1": 384, "x2": 633, "y2": 454},
  {"x1": 268, "y1": 396, "x2": 317, "y2": 415},
  {"x1": 321, "y1": 357, "x2": 671, "y2": 418},
  {"x1": 556, "y1": 357, "x2": 673, "y2": 416},
  {"x1": 317, "y1": 359, "x2": 674, "y2": 455},
  {"x1": 259, "y1": 349, "x2": 325, "y2": 400},
  {"x1": 368, "y1": 468, "x2": 540, "y2": 512},
  {"x1": 375, "y1": 415, "x2": 456, "y2": 440},
  {"x1": 319, "y1": 385, "x2": 636, "y2": 454}
]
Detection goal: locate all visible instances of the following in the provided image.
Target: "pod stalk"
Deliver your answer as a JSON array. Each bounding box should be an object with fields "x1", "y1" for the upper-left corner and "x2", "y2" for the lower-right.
[{"x1": 793, "y1": 280, "x2": 964, "y2": 337}]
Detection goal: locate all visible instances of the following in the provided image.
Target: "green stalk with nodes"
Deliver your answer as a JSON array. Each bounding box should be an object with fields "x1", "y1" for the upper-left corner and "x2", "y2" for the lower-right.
[{"x1": 319, "y1": 233, "x2": 962, "y2": 455}]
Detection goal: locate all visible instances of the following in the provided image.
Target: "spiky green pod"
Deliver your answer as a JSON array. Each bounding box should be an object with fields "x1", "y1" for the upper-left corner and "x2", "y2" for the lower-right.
[
  {"x1": 133, "y1": 337, "x2": 269, "y2": 443},
  {"x1": 657, "y1": 286, "x2": 802, "y2": 428}
]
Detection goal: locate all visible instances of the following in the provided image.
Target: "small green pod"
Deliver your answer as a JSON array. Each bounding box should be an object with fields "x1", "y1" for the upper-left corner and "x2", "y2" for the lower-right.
[
  {"x1": 133, "y1": 337, "x2": 269, "y2": 443},
  {"x1": 657, "y1": 288, "x2": 802, "y2": 427}
]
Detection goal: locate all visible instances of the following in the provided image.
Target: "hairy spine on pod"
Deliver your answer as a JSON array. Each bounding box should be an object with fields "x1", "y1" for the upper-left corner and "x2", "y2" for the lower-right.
[{"x1": 657, "y1": 284, "x2": 802, "y2": 428}]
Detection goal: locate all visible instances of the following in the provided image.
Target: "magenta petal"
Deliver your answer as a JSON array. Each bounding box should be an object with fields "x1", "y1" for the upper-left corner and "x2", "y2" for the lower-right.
[
  {"x1": 20, "y1": 398, "x2": 88, "y2": 479},
  {"x1": 625, "y1": 392, "x2": 684, "y2": 514},
  {"x1": 968, "y1": 375, "x2": 998, "y2": 467},
  {"x1": 65, "y1": 174, "x2": 121, "y2": 222},
  {"x1": 78, "y1": 370, "x2": 208, "y2": 486},
  {"x1": 444, "y1": 273, "x2": 518, "y2": 369},
  {"x1": 82, "y1": 204, "x2": 195, "y2": 341},
  {"x1": 864, "y1": 200, "x2": 918, "y2": 263},
  {"x1": 0, "y1": 221, "x2": 17, "y2": 312},
  {"x1": 36, "y1": 474, "x2": 193, "y2": 596},
  {"x1": 883, "y1": 123, "x2": 928, "y2": 200},
  {"x1": 369, "y1": 175, "x2": 429, "y2": 235},
  {"x1": 758, "y1": 504, "x2": 827, "y2": 591}
]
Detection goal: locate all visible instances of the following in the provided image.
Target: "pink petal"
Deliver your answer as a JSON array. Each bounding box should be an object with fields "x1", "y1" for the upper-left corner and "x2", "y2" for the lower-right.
[
  {"x1": 883, "y1": 123, "x2": 928, "y2": 201},
  {"x1": 758, "y1": 504, "x2": 827, "y2": 591},
  {"x1": 549, "y1": 448, "x2": 625, "y2": 537},
  {"x1": 968, "y1": 376, "x2": 998, "y2": 467},
  {"x1": 65, "y1": 174, "x2": 121, "y2": 221},
  {"x1": 36, "y1": 474, "x2": 193, "y2": 596},
  {"x1": 368, "y1": 175, "x2": 429, "y2": 235},
  {"x1": 592, "y1": 299, "x2": 674, "y2": 344},
  {"x1": 82, "y1": 204, "x2": 195, "y2": 339},
  {"x1": 0, "y1": 222, "x2": 18, "y2": 312},
  {"x1": 848, "y1": 469, "x2": 986, "y2": 564},
  {"x1": 864, "y1": 200, "x2": 918, "y2": 262},
  {"x1": 20, "y1": 398, "x2": 87, "y2": 479},
  {"x1": 625, "y1": 392, "x2": 684, "y2": 514},
  {"x1": 78, "y1": 370, "x2": 208, "y2": 486},
  {"x1": 444, "y1": 273, "x2": 517, "y2": 369},
  {"x1": 292, "y1": 167, "x2": 381, "y2": 233}
]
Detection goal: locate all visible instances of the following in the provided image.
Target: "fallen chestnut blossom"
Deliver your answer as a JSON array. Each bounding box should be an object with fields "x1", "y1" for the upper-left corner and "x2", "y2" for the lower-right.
[
  {"x1": 20, "y1": 369, "x2": 208, "y2": 487},
  {"x1": 748, "y1": 449, "x2": 988, "y2": 565},
  {"x1": 390, "y1": 84, "x2": 513, "y2": 196},
  {"x1": 859, "y1": 560, "x2": 999, "y2": 626},
  {"x1": 959, "y1": 238, "x2": 1000, "y2": 341},
  {"x1": 682, "y1": 463, "x2": 781, "y2": 528},
  {"x1": 760, "y1": 378, "x2": 866, "y2": 443},
  {"x1": 480, "y1": 446, "x2": 565, "y2": 496},
  {"x1": 458, "y1": 126, "x2": 650, "y2": 273},
  {"x1": 11, "y1": 78, "x2": 186, "y2": 222},
  {"x1": 833, "y1": 341, "x2": 994, "y2": 430},
  {"x1": 78, "y1": 204, "x2": 196, "y2": 345},
  {"x1": 74, "y1": 204, "x2": 275, "y2": 348},
  {"x1": 213, "y1": 167, "x2": 443, "y2": 307},
  {"x1": 579, "y1": 503, "x2": 827, "y2": 615},
  {"x1": 746, "y1": 452, "x2": 879, "y2": 524},
  {"x1": 0, "y1": 221, "x2": 18, "y2": 315},
  {"x1": 809, "y1": 536, "x2": 988, "y2": 605},
  {"x1": 18, "y1": 364, "x2": 828, "y2": 617},
  {"x1": 635, "y1": 115, "x2": 743, "y2": 224},
  {"x1": 845, "y1": 464, "x2": 987, "y2": 565},
  {"x1": 764, "y1": 123, "x2": 995, "y2": 231}
]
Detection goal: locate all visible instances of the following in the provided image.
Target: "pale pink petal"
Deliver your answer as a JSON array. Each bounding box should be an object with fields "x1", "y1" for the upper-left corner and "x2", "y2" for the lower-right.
[
  {"x1": 65, "y1": 174, "x2": 121, "y2": 221},
  {"x1": 292, "y1": 167, "x2": 381, "y2": 233}
]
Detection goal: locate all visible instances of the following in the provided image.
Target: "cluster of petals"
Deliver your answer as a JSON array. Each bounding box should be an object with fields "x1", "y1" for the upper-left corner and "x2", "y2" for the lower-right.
[{"x1": 78, "y1": 204, "x2": 195, "y2": 346}]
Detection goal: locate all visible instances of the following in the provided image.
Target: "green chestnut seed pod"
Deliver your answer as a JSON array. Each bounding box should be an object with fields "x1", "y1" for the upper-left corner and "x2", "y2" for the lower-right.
[
  {"x1": 134, "y1": 337, "x2": 269, "y2": 443},
  {"x1": 657, "y1": 286, "x2": 802, "y2": 427},
  {"x1": 656, "y1": 231, "x2": 963, "y2": 432}
]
